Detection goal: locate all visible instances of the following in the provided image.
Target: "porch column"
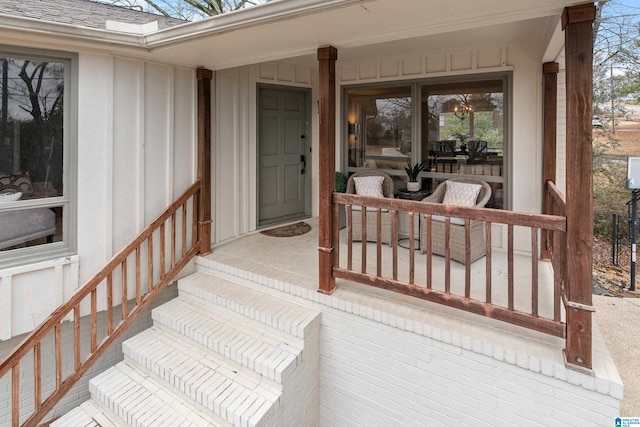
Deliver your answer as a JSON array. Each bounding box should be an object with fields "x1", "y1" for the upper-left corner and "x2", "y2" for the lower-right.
[
  {"x1": 197, "y1": 68, "x2": 213, "y2": 255},
  {"x1": 317, "y1": 46, "x2": 338, "y2": 294},
  {"x1": 562, "y1": 3, "x2": 595, "y2": 370},
  {"x1": 541, "y1": 62, "x2": 559, "y2": 260}
]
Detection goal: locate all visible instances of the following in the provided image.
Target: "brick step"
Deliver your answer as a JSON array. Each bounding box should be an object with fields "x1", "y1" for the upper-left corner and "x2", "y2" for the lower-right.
[
  {"x1": 178, "y1": 272, "x2": 319, "y2": 340},
  {"x1": 152, "y1": 297, "x2": 300, "y2": 384},
  {"x1": 122, "y1": 327, "x2": 279, "y2": 426},
  {"x1": 89, "y1": 363, "x2": 225, "y2": 427},
  {"x1": 51, "y1": 400, "x2": 122, "y2": 427}
]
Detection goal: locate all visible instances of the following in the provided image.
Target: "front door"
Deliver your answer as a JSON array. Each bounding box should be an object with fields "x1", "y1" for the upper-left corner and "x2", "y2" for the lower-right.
[{"x1": 258, "y1": 87, "x2": 309, "y2": 226}]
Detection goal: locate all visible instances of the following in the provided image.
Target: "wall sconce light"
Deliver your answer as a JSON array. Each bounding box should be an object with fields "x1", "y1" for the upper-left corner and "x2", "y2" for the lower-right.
[
  {"x1": 454, "y1": 105, "x2": 473, "y2": 120},
  {"x1": 348, "y1": 122, "x2": 358, "y2": 136}
]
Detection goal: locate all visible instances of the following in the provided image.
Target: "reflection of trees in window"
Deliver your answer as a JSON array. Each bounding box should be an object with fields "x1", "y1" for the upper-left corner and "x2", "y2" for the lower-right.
[
  {"x1": 1, "y1": 58, "x2": 64, "y2": 194},
  {"x1": 428, "y1": 92, "x2": 503, "y2": 150},
  {"x1": 365, "y1": 96, "x2": 412, "y2": 152}
]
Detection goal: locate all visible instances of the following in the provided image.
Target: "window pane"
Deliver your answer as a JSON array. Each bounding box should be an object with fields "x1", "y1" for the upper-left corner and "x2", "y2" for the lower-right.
[
  {"x1": 0, "y1": 58, "x2": 64, "y2": 200},
  {"x1": 0, "y1": 205, "x2": 63, "y2": 251},
  {"x1": 347, "y1": 86, "x2": 412, "y2": 171},
  {"x1": 0, "y1": 55, "x2": 66, "y2": 254},
  {"x1": 421, "y1": 80, "x2": 504, "y2": 208}
]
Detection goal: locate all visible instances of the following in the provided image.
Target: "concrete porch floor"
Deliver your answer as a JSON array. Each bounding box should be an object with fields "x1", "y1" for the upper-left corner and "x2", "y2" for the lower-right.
[
  {"x1": 210, "y1": 218, "x2": 557, "y2": 318},
  {"x1": 199, "y1": 218, "x2": 623, "y2": 406}
]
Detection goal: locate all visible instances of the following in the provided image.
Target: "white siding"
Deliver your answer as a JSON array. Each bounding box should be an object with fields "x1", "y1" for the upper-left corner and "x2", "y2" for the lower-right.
[{"x1": 213, "y1": 63, "x2": 315, "y2": 243}]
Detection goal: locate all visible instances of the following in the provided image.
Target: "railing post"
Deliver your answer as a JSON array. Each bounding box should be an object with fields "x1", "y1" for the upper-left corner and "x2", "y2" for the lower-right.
[
  {"x1": 197, "y1": 68, "x2": 213, "y2": 255},
  {"x1": 317, "y1": 46, "x2": 338, "y2": 294},
  {"x1": 562, "y1": 3, "x2": 595, "y2": 371},
  {"x1": 541, "y1": 62, "x2": 559, "y2": 260}
]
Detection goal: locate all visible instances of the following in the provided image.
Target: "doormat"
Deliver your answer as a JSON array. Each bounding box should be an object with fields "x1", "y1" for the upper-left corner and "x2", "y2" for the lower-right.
[{"x1": 260, "y1": 222, "x2": 311, "y2": 237}]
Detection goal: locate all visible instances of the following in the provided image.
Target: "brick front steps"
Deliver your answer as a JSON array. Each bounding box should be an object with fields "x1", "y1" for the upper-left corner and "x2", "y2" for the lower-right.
[{"x1": 52, "y1": 272, "x2": 320, "y2": 427}]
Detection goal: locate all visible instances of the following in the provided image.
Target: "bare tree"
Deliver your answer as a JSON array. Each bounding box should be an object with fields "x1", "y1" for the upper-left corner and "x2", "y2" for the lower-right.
[
  {"x1": 107, "y1": 0, "x2": 270, "y2": 20},
  {"x1": 593, "y1": 0, "x2": 640, "y2": 115}
]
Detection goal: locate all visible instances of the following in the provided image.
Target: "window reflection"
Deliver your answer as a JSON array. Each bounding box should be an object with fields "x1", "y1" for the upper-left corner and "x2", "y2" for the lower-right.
[
  {"x1": 422, "y1": 80, "x2": 505, "y2": 208},
  {"x1": 0, "y1": 56, "x2": 66, "y2": 252},
  {"x1": 347, "y1": 86, "x2": 412, "y2": 171}
]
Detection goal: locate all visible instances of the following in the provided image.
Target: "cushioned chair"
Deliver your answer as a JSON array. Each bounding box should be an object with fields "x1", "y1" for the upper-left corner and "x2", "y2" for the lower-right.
[
  {"x1": 0, "y1": 207, "x2": 56, "y2": 250},
  {"x1": 345, "y1": 170, "x2": 395, "y2": 245},
  {"x1": 419, "y1": 178, "x2": 492, "y2": 263}
]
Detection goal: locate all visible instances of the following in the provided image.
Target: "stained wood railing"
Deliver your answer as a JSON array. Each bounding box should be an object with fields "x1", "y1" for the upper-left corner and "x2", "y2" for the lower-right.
[
  {"x1": 332, "y1": 188, "x2": 567, "y2": 338},
  {"x1": 0, "y1": 181, "x2": 201, "y2": 427}
]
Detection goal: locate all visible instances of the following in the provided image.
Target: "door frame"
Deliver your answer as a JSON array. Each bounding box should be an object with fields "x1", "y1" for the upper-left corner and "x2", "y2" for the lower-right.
[{"x1": 256, "y1": 84, "x2": 312, "y2": 228}]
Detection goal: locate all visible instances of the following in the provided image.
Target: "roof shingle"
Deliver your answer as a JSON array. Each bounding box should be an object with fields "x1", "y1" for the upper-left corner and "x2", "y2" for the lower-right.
[{"x1": 0, "y1": 0, "x2": 187, "y2": 31}]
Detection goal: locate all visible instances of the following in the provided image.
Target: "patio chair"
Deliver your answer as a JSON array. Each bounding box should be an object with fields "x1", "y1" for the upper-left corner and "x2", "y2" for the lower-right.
[
  {"x1": 419, "y1": 178, "x2": 492, "y2": 263},
  {"x1": 345, "y1": 170, "x2": 394, "y2": 245}
]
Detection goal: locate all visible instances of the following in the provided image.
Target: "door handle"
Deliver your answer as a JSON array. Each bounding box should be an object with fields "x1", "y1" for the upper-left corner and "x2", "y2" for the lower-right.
[{"x1": 300, "y1": 154, "x2": 306, "y2": 175}]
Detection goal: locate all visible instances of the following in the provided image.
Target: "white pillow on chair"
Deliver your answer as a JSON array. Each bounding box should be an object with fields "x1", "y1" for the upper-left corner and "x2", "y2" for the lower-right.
[
  {"x1": 431, "y1": 181, "x2": 482, "y2": 225},
  {"x1": 354, "y1": 176, "x2": 385, "y2": 198},
  {"x1": 442, "y1": 181, "x2": 482, "y2": 207}
]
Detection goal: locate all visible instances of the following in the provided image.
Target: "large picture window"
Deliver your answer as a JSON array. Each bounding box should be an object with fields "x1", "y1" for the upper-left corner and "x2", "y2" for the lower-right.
[
  {"x1": 0, "y1": 50, "x2": 74, "y2": 264},
  {"x1": 345, "y1": 75, "x2": 508, "y2": 209}
]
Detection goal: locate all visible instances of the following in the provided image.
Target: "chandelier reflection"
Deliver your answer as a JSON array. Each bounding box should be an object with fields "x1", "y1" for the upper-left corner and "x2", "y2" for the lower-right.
[{"x1": 454, "y1": 104, "x2": 473, "y2": 120}]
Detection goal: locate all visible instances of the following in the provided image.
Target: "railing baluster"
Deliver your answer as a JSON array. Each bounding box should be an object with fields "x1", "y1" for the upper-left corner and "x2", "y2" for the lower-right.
[
  {"x1": 532, "y1": 227, "x2": 539, "y2": 317},
  {"x1": 508, "y1": 224, "x2": 514, "y2": 311},
  {"x1": 107, "y1": 273, "x2": 113, "y2": 335},
  {"x1": 409, "y1": 212, "x2": 415, "y2": 285},
  {"x1": 192, "y1": 193, "x2": 199, "y2": 247},
  {"x1": 12, "y1": 364, "x2": 19, "y2": 427},
  {"x1": 182, "y1": 203, "x2": 188, "y2": 258},
  {"x1": 160, "y1": 223, "x2": 166, "y2": 280},
  {"x1": 34, "y1": 343, "x2": 41, "y2": 412},
  {"x1": 122, "y1": 259, "x2": 128, "y2": 320},
  {"x1": 361, "y1": 208, "x2": 367, "y2": 274},
  {"x1": 425, "y1": 215, "x2": 432, "y2": 289},
  {"x1": 376, "y1": 209, "x2": 382, "y2": 277},
  {"x1": 392, "y1": 210, "x2": 398, "y2": 281},
  {"x1": 465, "y1": 219, "x2": 471, "y2": 298},
  {"x1": 148, "y1": 235, "x2": 154, "y2": 294},
  {"x1": 91, "y1": 289, "x2": 97, "y2": 352},
  {"x1": 136, "y1": 247, "x2": 141, "y2": 305},
  {"x1": 74, "y1": 305, "x2": 81, "y2": 370},
  {"x1": 485, "y1": 222, "x2": 492, "y2": 303},
  {"x1": 171, "y1": 212, "x2": 177, "y2": 268},
  {"x1": 55, "y1": 323, "x2": 62, "y2": 388},
  {"x1": 347, "y1": 205, "x2": 353, "y2": 270},
  {"x1": 445, "y1": 218, "x2": 451, "y2": 294}
]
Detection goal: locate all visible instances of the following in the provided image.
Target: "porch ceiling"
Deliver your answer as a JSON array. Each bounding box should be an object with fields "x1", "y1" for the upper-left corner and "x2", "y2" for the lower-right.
[
  {"x1": 0, "y1": 0, "x2": 590, "y2": 70},
  {"x1": 148, "y1": 0, "x2": 585, "y2": 70}
]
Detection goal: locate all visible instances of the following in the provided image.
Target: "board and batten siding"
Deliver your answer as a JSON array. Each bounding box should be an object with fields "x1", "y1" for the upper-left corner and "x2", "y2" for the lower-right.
[
  {"x1": 213, "y1": 63, "x2": 316, "y2": 244},
  {"x1": 0, "y1": 53, "x2": 198, "y2": 340}
]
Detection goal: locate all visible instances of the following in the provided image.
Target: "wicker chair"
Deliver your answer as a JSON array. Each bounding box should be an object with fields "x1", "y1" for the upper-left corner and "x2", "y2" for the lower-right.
[
  {"x1": 419, "y1": 178, "x2": 492, "y2": 263},
  {"x1": 345, "y1": 170, "x2": 395, "y2": 245}
]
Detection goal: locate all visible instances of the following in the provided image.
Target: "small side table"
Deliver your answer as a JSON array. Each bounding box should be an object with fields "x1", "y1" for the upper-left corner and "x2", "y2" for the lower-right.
[
  {"x1": 395, "y1": 188, "x2": 430, "y2": 249},
  {"x1": 396, "y1": 188, "x2": 431, "y2": 201}
]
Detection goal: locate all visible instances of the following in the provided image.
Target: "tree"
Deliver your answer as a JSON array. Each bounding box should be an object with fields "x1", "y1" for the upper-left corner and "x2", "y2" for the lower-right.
[
  {"x1": 593, "y1": 0, "x2": 640, "y2": 118},
  {"x1": 107, "y1": 0, "x2": 270, "y2": 20}
]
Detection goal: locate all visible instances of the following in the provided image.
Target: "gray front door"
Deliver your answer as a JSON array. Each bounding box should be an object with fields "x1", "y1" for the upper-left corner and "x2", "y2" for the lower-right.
[{"x1": 258, "y1": 87, "x2": 309, "y2": 225}]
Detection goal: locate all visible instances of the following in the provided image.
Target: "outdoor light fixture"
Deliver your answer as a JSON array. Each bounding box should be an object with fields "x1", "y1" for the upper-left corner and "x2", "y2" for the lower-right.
[{"x1": 454, "y1": 104, "x2": 473, "y2": 120}]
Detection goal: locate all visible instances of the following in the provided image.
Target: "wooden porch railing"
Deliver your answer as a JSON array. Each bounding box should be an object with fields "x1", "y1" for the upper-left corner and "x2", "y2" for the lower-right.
[
  {"x1": 0, "y1": 181, "x2": 201, "y2": 427},
  {"x1": 331, "y1": 185, "x2": 568, "y2": 338}
]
